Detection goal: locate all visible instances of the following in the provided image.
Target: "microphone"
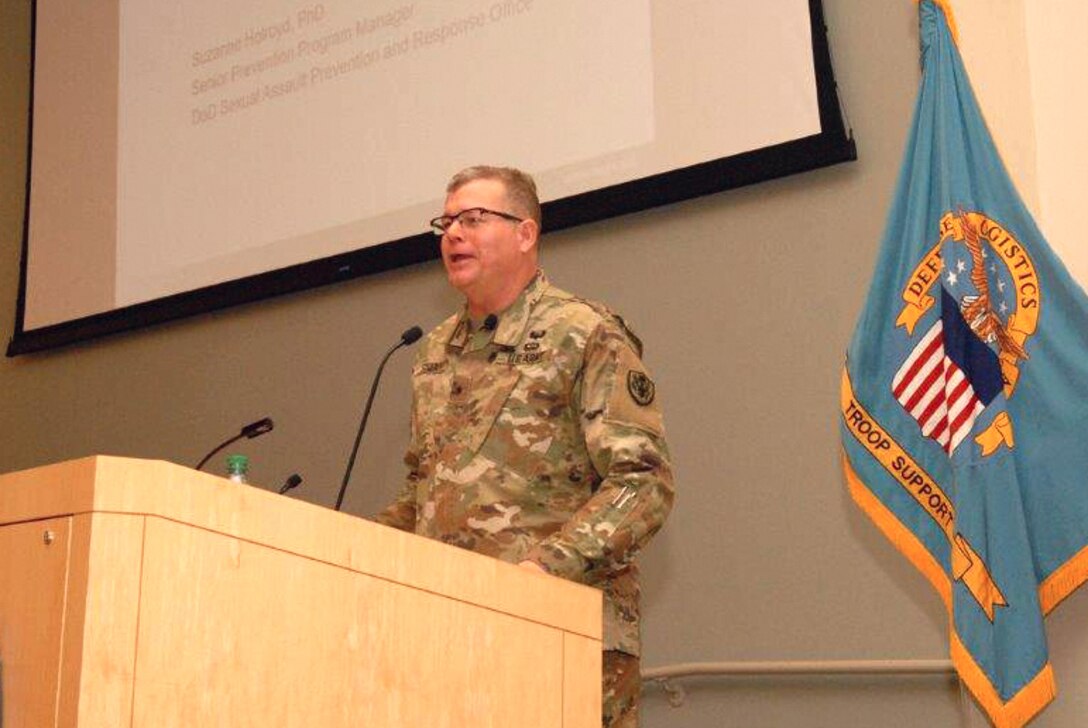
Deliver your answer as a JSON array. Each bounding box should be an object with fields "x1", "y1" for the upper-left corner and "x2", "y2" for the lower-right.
[
  {"x1": 334, "y1": 325, "x2": 423, "y2": 511},
  {"x1": 241, "y1": 418, "x2": 274, "y2": 438},
  {"x1": 194, "y1": 417, "x2": 274, "y2": 471},
  {"x1": 401, "y1": 325, "x2": 424, "y2": 345},
  {"x1": 278, "y1": 473, "x2": 303, "y2": 495},
  {"x1": 483, "y1": 313, "x2": 498, "y2": 330}
]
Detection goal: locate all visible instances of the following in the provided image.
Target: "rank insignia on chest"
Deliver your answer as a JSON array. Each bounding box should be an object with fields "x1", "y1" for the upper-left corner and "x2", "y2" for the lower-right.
[{"x1": 627, "y1": 370, "x2": 656, "y2": 406}]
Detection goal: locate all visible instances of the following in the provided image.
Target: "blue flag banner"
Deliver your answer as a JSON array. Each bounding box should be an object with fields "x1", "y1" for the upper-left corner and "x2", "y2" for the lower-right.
[{"x1": 841, "y1": 2, "x2": 1088, "y2": 726}]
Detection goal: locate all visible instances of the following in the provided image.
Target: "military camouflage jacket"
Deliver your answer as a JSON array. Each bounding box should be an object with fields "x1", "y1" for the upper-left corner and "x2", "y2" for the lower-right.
[{"x1": 375, "y1": 272, "x2": 674, "y2": 655}]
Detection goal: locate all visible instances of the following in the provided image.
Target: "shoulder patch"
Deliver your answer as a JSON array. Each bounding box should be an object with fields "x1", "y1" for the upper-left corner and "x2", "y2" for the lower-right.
[
  {"x1": 605, "y1": 345, "x2": 664, "y2": 435},
  {"x1": 627, "y1": 370, "x2": 656, "y2": 406}
]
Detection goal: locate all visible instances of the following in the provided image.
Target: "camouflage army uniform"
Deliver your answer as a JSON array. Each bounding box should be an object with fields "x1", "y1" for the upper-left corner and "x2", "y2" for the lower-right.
[{"x1": 375, "y1": 271, "x2": 674, "y2": 726}]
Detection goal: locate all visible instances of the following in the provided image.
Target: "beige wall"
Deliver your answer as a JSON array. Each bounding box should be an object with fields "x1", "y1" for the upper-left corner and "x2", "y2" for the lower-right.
[
  {"x1": 958, "y1": 0, "x2": 1088, "y2": 289},
  {"x1": 1024, "y1": 0, "x2": 1088, "y2": 286},
  {"x1": 955, "y1": 0, "x2": 1039, "y2": 212},
  {"x1": 3, "y1": 1, "x2": 1087, "y2": 726}
]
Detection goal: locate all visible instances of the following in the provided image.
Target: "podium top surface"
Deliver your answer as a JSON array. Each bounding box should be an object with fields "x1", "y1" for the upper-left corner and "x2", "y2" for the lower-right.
[{"x1": 0, "y1": 456, "x2": 602, "y2": 641}]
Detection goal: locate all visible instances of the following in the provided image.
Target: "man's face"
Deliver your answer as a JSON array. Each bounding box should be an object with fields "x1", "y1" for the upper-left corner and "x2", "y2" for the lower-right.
[{"x1": 440, "y1": 178, "x2": 534, "y2": 304}]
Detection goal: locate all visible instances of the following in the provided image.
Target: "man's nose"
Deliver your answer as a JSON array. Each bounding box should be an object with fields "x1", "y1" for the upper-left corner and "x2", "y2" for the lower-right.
[{"x1": 444, "y1": 218, "x2": 466, "y2": 240}]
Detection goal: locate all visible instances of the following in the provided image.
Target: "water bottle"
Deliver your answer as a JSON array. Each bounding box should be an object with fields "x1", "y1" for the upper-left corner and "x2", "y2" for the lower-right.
[{"x1": 225, "y1": 454, "x2": 249, "y2": 484}]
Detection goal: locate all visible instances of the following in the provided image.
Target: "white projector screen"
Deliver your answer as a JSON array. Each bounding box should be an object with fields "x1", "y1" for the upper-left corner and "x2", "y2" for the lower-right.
[{"x1": 11, "y1": 0, "x2": 854, "y2": 354}]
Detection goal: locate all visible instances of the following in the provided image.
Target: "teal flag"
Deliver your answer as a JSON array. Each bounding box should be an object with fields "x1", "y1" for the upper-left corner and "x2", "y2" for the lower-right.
[{"x1": 841, "y1": 2, "x2": 1088, "y2": 726}]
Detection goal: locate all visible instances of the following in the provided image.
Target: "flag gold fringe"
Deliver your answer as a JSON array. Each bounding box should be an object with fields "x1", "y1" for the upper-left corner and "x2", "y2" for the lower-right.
[
  {"x1": 952, "y1": 632, "x2": 1055, "y2": 728},
  {"x1": 1039, "y1": 540, "x2": 1088, "y2": 614},
  {"x1": 842, "y1": 450, "x2": 1056, "y2": 728}
]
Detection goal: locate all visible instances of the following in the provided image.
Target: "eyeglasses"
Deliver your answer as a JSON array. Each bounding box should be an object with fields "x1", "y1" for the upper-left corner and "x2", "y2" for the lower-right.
[{"x1": 429, "y1": 207, "x2": 524, "y2": 236}]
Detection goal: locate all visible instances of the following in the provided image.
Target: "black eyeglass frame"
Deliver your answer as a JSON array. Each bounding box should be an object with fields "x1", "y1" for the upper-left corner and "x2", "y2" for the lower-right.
[{"x1": 429, "y1": 207, "x2": 525, "y2": 235}]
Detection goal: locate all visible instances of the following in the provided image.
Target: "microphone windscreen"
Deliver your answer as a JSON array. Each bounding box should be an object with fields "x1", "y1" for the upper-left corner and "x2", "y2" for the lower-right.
[
  {"x1": 401, "y1": 326, "x2": 424, "y2": 345},
  {"x1": 241, "y1": 417, "x2": 274, "y2": 438}
]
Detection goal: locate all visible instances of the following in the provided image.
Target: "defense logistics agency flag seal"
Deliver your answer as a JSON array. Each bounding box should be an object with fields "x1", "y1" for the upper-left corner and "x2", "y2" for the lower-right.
[{"x1": 841, "y1": 2, "x2": 1088, "y2": 726}]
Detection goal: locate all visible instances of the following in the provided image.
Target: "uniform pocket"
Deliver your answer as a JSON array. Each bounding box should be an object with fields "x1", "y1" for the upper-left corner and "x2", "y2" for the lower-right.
[{"x1": 454, "y1": 368, "x2": 523, "y2": 458}]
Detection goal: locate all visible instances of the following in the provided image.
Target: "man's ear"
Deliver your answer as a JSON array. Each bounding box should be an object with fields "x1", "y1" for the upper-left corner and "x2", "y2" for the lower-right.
[{"x1": 516, "y1": 219, "x2": 540, "y2": 254}]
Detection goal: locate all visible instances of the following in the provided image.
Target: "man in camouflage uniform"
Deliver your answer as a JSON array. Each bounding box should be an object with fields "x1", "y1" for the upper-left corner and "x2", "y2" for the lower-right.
[{"x1": 375, "y1": 166, "x2": 674, "y2": 727}]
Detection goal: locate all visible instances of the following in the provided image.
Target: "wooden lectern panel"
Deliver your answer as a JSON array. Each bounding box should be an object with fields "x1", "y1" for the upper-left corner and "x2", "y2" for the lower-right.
[
  {"x1": 564, "y1": 633, "x2": 604, "y2": 727},
  {"x1": 56, "y1": 514, "x2": 144, "y2": 728},
  {"x1": 132, "y1": 517, "x2": 565, "y2": 728},
  {"x1": 0, "y1": 457, "x2": 602, "y2": 727},
  {"x1": 0, "y1": 517, "x2": 72, "y2": 727}
]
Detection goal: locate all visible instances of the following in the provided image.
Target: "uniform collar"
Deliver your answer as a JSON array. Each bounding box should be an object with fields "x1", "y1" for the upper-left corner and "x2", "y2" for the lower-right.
[{"x1": 446, "y1": 270, "x2": 549, "y2": 350}]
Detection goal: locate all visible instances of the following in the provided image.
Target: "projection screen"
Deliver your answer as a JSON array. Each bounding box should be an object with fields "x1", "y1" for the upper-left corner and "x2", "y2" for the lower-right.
[{"x1": 10, "y1": 0, "x2": 855, "y2": 354}]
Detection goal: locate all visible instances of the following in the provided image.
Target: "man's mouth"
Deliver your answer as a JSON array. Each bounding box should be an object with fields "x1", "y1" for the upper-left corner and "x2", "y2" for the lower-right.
[{"x1": 449, "y1": 253, "x2": 474, "y2": 263}]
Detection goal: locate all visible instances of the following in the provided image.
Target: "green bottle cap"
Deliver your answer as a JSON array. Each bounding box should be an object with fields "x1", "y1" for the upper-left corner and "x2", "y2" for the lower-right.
[{"x1": 226, "y1": 454, "x2": 249, "y2": 473}]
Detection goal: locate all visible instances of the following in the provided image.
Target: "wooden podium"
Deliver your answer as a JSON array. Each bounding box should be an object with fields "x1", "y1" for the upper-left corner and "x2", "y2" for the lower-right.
[{"x1": 0, "y1": 456, "x2": 602, "y2": 727}]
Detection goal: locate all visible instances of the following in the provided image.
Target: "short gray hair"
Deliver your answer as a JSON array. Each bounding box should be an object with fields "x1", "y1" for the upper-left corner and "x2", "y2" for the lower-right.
[{"x1": 447, "y1": 165, "x2": 542, "y2": 227}]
